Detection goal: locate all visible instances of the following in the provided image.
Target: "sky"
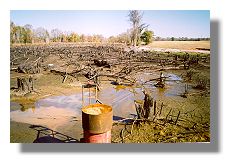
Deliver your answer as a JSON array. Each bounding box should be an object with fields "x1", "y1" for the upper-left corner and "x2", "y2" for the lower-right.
[{"x1": 10, "y1": 10, "x2": 210, "y2": 38}]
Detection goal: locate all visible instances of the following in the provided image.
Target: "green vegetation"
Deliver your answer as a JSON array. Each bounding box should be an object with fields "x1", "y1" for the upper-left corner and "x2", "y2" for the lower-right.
[
  {"x1": 117, "y1": 121, "x2": 210, "y2": 143},
  {"x1": 194, "y1": 73, "x2": 210, "y2": 90},
  {"x1": 10, "y1": 121, "x2": 37, "y2": 143},
  {"x1": 10, "y1": 21, "x2": 104, "y2": 44},
  {"x1": 185, "y1": 69, "x2": 197, "y2": 81},
  {"x1": 10, "y1": 22, "x2": 34, "y2": 44},
  {"x1": 112, "y1": 95, "x2": 210, "y2": 143},
  {"x1": 141, "y1": 30, "x2": 154, "y2": 45}
]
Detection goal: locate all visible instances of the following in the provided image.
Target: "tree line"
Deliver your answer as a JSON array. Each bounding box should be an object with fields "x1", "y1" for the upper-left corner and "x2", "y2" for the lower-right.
[
  {"x1": 10, "y1": 22, "x2": 106, "y2": 44},
  {"x1": 11, "y1": 10, "x2": 209, "y2": 46},
  {"x1": 154, "y1": 36, "x2": 210, "y2": 41}
]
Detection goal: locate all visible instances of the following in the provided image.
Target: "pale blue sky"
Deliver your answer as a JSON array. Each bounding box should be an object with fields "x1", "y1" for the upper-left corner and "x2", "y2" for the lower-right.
[{"x1": 10, "y1": 10, "x2": 210, "y2": 38}]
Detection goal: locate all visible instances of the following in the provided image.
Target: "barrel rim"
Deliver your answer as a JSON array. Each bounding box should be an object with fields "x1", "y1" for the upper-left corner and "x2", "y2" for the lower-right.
[{"x1": 82, "y1": 103, "x2": 112, "y2": 115}]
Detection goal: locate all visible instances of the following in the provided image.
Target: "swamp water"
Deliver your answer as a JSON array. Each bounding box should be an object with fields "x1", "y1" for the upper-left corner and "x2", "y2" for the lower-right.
[{"x1": 10, "y1": 73, "x2": 191, "y2": 133}]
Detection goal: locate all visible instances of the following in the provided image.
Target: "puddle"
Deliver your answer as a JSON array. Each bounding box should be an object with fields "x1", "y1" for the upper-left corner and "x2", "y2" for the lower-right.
[
  {"x1": 134, "y1": 72, "x2": 184, "y2": 98},
  {"x1": 10, "y1": 72, "x2": 191, "y2": 131}
]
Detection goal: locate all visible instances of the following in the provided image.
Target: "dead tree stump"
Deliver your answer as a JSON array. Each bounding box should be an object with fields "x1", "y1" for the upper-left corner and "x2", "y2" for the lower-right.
[
  {"x1": 17, "y1": 76, "x2": 35, "y2": 93},
  {"x1": 135, "y1": 92, "x2": 153, "y2": 120}
]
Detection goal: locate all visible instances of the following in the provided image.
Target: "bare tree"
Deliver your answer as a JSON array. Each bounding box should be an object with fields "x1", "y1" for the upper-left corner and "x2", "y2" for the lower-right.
[
  {"x1": 35, "y1": 27, "x2": 50, "y2": 43},
  {"x1": 128, "y1": 10, "x2": 143, "y2": 46},
  {"x1": 50, "y1": 29, "x2": 62, "y2": 42}
]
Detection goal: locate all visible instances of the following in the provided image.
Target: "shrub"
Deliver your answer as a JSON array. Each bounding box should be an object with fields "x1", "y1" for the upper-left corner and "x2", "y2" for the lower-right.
[
  {"x1": 194, "y1": 73, "x2": 209, "y2": 90},
  {"x1": 140, "y1": 30, "x2": 154, "y2": 45},
  {"x1": 186, "y1": 69, "x2": 197, "y2": 80}
]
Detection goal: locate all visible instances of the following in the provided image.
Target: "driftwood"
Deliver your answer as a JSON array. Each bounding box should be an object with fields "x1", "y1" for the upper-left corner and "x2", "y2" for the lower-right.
[
  {"x1": 94, "y1": 59, "x2": 110, "y2": 68},
  {"x1": 11, "y1": 44, "x2": 210, "y2": 87},
  {"x1": 100, "y1": 74, "x2": 135, "y2": 85}
]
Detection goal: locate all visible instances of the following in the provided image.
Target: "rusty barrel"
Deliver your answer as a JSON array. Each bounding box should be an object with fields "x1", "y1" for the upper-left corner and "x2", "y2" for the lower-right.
[{"x1": 82, "y1": 104, "x2": 113, "y2": 143}]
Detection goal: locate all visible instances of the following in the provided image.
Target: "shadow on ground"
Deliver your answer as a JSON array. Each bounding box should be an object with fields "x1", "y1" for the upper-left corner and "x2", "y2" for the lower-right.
[{"x1": 29, "y1": 125, "x2": 79, "y2": 143}]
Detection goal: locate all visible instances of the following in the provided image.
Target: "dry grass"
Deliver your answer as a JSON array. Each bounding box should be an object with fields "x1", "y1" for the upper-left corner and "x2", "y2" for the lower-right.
[
  {"x1": 148, "y1": 41, "x2": 210, "y2": 50},
  {"x1": 112, "y1": 94, "x2": 210, "y2": 143}
]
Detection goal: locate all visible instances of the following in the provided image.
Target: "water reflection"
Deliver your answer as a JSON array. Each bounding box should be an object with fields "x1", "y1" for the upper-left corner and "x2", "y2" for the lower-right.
[{"x1": 10, "y1": 73, "x2": 186, "y2": 128}]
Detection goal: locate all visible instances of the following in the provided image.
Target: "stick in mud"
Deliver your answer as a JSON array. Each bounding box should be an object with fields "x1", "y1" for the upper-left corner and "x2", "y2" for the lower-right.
[
  {"x1": 159, "y1": 102, "x2": 164, "y2": 116},
  {"x1": 175, "y1": 111, "x2": 181, "y2": 125},
  {"x1": 153, "y1": 100, "x2": 157, "y2": 116},
  {"x1": 164, "y1": 108, "x2": 172, "y2": 125}
]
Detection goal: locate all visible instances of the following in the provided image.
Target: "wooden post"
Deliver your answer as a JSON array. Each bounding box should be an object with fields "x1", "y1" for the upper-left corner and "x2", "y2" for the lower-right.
[
  {"x1": 95, "y1": 85, "x2": 98, "y2": 102},
  {"x1": 89, "y1": 87, "x2": 91, "y2": 105},
  {"x1": 153, "y1": 100, "x2": 157, "y2": 116},
  {"x1": 159, "y1": 102, "x2": 164, "y2": 116},
  {"x1": 175, "y1": 111, "x2": 181, "y2": 125},
  {"x1": 82, "y1": 85, "x2": 84, "y2": 107}
]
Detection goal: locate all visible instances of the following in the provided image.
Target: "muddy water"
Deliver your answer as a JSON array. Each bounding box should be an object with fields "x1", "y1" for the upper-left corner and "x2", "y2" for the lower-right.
[
  {"x1": 134, "y1": 72, "x2": 186, "y2": 98},
  {"x1": 10, "y1": 73, "x2": 188, "y2": 133}
]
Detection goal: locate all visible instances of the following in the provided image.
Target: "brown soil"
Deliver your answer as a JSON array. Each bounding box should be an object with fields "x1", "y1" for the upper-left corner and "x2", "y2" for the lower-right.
[{"x1": 10, "y1": 43, "x2": 210, "y2": 143}]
